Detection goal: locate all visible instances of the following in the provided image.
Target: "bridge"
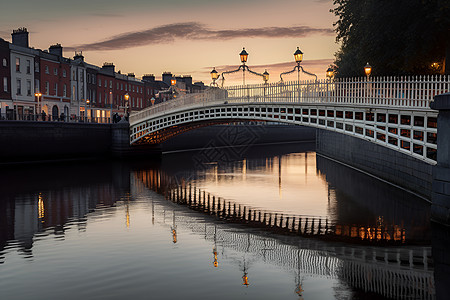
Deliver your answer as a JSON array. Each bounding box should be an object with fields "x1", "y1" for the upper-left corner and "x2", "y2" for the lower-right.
[
  {"x1": 129, "y1": 75, "x2": 450, "y2": 225},
  {"x1": 130, "y1": 76, "x2": 449, "y2": 165}
]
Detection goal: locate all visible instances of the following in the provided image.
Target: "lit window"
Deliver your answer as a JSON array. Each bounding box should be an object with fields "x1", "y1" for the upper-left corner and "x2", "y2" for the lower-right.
[
  {"x1": 16, "y1": 57, "x2": 20, "y2": 72},
  {"x1": 3, "y1": 77, "x2": 7, "y2": 92}
]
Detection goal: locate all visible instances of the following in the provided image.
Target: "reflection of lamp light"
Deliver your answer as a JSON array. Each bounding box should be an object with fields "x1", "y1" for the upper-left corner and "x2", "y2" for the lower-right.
[
  {"x1": 151, "y1": 97, "x2": 155, "y2": 106},
  {"x1": 364, "y1": 62, "x2": 372, "y2": 80}
]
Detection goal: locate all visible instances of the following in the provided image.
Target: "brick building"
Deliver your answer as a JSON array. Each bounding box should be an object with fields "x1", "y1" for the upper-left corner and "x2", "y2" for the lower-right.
[{"x1": 0, "y1": 38, "x2": 12, "y2": 117}]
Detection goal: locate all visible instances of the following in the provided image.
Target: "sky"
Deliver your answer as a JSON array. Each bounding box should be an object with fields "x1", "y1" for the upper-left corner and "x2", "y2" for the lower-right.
[{"x1": 0, "y1": 0, "x2": 339, "y2": 85}]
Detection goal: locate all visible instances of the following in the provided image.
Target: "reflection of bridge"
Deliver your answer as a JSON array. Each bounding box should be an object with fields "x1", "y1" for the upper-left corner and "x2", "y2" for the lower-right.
[
  {"x1": 132, "y1": 171, "x2": 435, "y2": 299},
  {"x1": 130, "y1": 77, "x2": 449, "y2": 165}
]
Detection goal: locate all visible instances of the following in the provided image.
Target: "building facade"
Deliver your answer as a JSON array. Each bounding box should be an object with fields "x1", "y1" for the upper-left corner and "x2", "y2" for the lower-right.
[{"x1": 0, "y1": 38, "x2": 12, "y2": 117}]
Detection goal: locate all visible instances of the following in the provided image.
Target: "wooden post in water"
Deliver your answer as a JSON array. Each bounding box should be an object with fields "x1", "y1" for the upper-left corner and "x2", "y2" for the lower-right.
[
  {"x1": 318, "y1": 218, "x2": 322, "y2": 235},
  {"x1": 292, "y1": 217, "x2": 296, "y2": 232},
  {"x1": 189, "y1": 184, "x2": 192, "y2": 204},
  {"x1": 212, "y1": 196, "x2": 215, "y2": 215},
  {"x1": 304, "y1": 218, "x2": 308, "y2": 234},
  {"x1": 285, "y1": 216, "x2": 289, "y2": 230},
  {"x1": 274, "y1": 214, "x2": 278, "y2": 228},
  {"x1": 311, "y1": 218, "x2": 315, "y2": 235},
  {"x1": 298, "y1": 218, "x2": 302, "y2": 234}
]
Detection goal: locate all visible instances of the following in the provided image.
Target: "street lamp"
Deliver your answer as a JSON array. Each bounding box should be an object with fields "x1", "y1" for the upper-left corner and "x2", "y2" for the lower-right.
[
  {"x1": 326, "y1": 67, "x2": 334, "y2": 80},
  {"x1": 210, "y1": 67, "x2": 219, "y2": 86},
  {"x1": 364, "y1": 62, "x2": 372, "y2": 80},
  {"x1": 124, "y1": 93, "x2": 129, "y2": 117},
  {"x1": 262, "y1": 70, "x2": 270, "y2": 84},
  {"x1": 34, "y1": 92, "x2": 42, "y2": 118},
  {"x1": 151, "y1": 96, "x2": 155, "y2": 106},
  {"x1": 221, "y1": 48, "x2": 268, "y2": 86},
  {"x1": 171, "y1": 79, "x2": 176, "y2": 86},
  {"x1": 280, "y1": 47, "x2": 317, "y2": 82}
]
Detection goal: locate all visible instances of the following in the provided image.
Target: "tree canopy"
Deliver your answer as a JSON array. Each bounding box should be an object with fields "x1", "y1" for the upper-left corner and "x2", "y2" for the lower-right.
[{"x1": 331, "y1": 0, "x2": 450, "y2": 77}]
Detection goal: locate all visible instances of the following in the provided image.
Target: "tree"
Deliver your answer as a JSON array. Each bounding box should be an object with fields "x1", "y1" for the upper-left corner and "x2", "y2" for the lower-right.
[{"x1": 331, "y1": 0, "x2": 450, "y2": 77}]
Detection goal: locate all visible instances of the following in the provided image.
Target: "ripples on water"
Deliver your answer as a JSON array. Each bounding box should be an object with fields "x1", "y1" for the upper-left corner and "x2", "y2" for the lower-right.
[{"x1": 0, "y1": 142, "x2": 443, "y2": 299}]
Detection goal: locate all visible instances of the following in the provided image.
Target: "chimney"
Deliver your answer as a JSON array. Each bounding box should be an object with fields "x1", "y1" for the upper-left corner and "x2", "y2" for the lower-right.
[
  {"x1": 127, "y1": 73, "x2": 135, "y2": 78},
  {"x1": 142, "y1": 74, "x2": 155, "y2": 82},
  {"x1": 49, "y1": 43, "x2": 63, "y2": 57},
  {"x1": 162, "y1": 72, "x2": 173, "y2": 85},
  {"x1": 102, "y1": 62, "x2": 115, "y2": 75},
  {"x1": 73, "y1": 51, "x2": 84, "y2": 61},
  {"x1": 11, "y1": 27, "x2": 29, "y2": 48}
]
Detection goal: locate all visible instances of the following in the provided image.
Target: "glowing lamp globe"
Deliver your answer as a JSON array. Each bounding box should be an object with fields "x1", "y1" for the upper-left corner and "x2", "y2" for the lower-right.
[
  {"x1": 210, "y1": 68, "x2": 219, "y2": 80},
  {"x1": 262, "y1": 70, "x2": 269, "y2": 83},
  {"x1": 364, "y1": 63, "x2": 372, "y2": 78},
  {"x1": 326, "y1": 67, "x2": 334, "y2": 79},
  {"x1": 294, "y1": 47, "x2": 303, "y2": 63},
  {"x1": 239, "y1": 48, "x2": 248, "y2": 64}
]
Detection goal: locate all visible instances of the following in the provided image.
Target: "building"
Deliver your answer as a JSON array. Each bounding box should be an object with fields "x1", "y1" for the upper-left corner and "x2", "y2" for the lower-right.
[
  {"x1": 70, "y1": 52, "x2": 87, "y2": 119},
  {"x1": 9, "y1": 28, "x2": 35, "y2": 118},
  {"x1": 0, "y1": 37, "x2": 12, "y2": 117},
  {"x1": 37, "y1": 44, "x2": 71, "y2": 120}
]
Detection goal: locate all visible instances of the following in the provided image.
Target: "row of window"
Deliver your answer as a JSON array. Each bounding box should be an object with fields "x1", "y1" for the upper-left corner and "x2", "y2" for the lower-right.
[
  {"x1": 44, "y1": 65, "x2": 66, "y2": 77},
  {"x1": 15, "y1": 57, "x2": 31, "y2": 74}
]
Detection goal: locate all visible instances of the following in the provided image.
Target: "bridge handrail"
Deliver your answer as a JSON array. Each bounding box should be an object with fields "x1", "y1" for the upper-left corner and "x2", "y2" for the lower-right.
[{"x1": 130, "y1": 75, "x2": 449, "y2": 124}]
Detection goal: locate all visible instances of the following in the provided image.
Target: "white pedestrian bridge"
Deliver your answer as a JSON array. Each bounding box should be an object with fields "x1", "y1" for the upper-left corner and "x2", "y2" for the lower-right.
[{"x1": 130, "y1": 76, "x2": 449, "y2": 165}]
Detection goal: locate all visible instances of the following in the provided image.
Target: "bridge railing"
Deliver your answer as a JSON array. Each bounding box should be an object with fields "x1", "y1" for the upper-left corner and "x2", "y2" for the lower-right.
[{"x1": 130, "y1": 75, "x2": 449, "y2": 123}]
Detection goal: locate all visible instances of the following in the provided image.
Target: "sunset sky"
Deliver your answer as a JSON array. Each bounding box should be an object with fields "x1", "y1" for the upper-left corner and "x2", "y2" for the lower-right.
[{"x1": 0, "y1": 0, "x2": 339, "y2": 85}]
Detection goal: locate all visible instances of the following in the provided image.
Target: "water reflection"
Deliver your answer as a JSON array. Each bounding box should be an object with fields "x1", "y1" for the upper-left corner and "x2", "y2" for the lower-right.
[{"x1": 0, "y1": 144, "x2": 444, "y2": 299}]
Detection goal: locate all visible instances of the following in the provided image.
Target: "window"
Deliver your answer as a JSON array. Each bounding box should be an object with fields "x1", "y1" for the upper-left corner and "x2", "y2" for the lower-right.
[
  {"x1": 110, "y1": 80, "x2": 112, "y2": 88},
  {"x1": 87, "y1": 73, "x2": 91, "y2": 83},
  {"x1": 92, "y1": 76, "x2": 96, "y2": 84},
  {"x1": 35, "y1": 61, "x2": 39, "y2": 72},
  {"x1": 80, "y1": 70, "x2": 84, "y2": 82},
  {"x1": 73, "y1": 70, "x2": 76, "y2": 80},
  {"x1": 132, "y1": 86, "x2": 135, "y2": 92},
  {"x1": 16, "y1": 57, "x2": 20, "y2": 72},
  {"x1": 3, "y1": 77, "x2": 7, "y2": 92},
  {"x1": 45, "y1": 81, "x2": 49, "y2": 94},
  {"x1": 73, "y1": 85, "x2": 76, "y2": 100},
  {"x1": 104, "y1": 80, "x2": 107, "y2": 87},
  {"x1": 35, "y1": 79, "x2": 39, "y2": 92},
  {"x1": 63, "y1": 69, "x2": 66, "y2": 77},
  {"x1": 99, "y1": 80, "x2": 101, "y2": 87},
  {"x1": 54, "y1": 68, "x2": 58, "y2": 76},
  {"x1": 45, "y1": 65, "x2": 49, "y2": 74},
  {"x1": 99, "y1": 92, "x2": 101, "y2": 103},
  {"x1": 26, "y1": 60, "x2": 31, "y2": 74},
  {"x1": 117, "y1": 82, "x2": 119, "y2": 89},
  {"x1": 27, "y1": 80, "x2": 31, "y2": 96},
  {"x1": 125, "y1": 84, "x2": 127, "y2": 91},
  {"x1": 54, "y1": 83, "x2": 58, "y2": 96},
  {"x1": 121, "y1": 84, "x2": 123, "y2": 90},
  {"x1": 3, "y1": 58, "x2": 7, "y2": 67},
  {"x1": 16, "y1": 79, "x2": 21, "y2": 95}
]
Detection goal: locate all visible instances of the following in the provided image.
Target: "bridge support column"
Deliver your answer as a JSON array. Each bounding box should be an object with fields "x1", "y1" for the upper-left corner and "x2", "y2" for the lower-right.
[
  {"x1": 430, "y1": 92, "x2": 450, "y2": 225},
  {"x1": 111, "y1": 120, "x2": 161, "y2": 158}
]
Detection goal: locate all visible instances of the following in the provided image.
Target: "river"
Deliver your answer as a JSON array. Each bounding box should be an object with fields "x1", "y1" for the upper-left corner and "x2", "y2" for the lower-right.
[{"x1": 0, "y1": 141, "x2": 446, "y2": 299}]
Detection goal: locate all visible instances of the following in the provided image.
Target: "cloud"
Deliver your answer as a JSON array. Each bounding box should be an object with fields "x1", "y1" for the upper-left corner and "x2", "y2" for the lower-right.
[{"x1": 66, "y1": 22, "x2": 334, "y2": 51}]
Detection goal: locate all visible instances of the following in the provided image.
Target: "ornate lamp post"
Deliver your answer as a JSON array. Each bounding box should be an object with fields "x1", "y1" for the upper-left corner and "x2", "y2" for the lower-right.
[
  {"x1": 210, "y1": 67, "x2": 220, "y2": 86},
  {"x1": 262, "y1": 70, "x2": 270, "y2": 84},
  {"x1": 280, "y1": 47, "x2": 317, "y2": 82},
  {"x1": 220, "y1": 48, "x2": 268, "y2": 87},
  {"x1": 364, "y1": 62, "x2": 372, "y2": 80},
  {"x1": 151, "y1": 96, "x2": 155, "y2": 106}
]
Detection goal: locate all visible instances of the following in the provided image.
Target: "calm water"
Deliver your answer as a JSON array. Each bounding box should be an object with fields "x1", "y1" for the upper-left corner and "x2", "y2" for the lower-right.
[{"x1": 0, "y1": 142, "x2": 447, "y2": 299}]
